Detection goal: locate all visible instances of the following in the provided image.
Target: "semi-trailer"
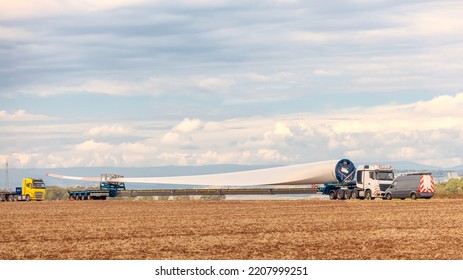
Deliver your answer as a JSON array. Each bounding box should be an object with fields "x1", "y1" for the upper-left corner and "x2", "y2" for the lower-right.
[
  {"x1": 67, "y1": 173, "x2": 319, "y2": 200},
  {"x1": 47, "y1": 159, "x2": 432, "y2": 201},
  {"x1": 0, "y1": 178, "x2": 46, "y2": 202}
]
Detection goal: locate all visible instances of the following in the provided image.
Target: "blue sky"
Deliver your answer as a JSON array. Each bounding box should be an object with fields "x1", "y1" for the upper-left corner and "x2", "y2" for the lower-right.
[{"x1": 1, "y1": 0, "x2": 463, "y2": 168}]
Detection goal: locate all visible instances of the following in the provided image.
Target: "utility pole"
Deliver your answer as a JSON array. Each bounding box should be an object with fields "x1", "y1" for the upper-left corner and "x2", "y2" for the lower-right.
[{"x1": 5, "y1": 158, "x2": 9, "y2": 191}]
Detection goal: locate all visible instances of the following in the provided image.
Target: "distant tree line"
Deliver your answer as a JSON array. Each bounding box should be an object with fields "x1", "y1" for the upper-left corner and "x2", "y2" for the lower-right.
[{"x1": 45, "y1": 186, "x2": 99, "y2": 200}]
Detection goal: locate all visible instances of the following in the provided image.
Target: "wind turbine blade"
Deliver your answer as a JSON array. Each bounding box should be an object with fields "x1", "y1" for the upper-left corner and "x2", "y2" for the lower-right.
[
  {"x1": 46, "y1": 173, "x2": 101, "y2": 182},
  {"x1": 112, "y1": 159, "x2": 354, "y2": 186}
]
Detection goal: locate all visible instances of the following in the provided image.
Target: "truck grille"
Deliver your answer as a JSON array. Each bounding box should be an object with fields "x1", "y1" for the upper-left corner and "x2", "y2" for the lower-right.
[
  {"x1": 35, "y1": 192, "x2": 43, "y2": 200},
  {"x1": 379, "y1": 184, "x2": 391, "y2": 191}
]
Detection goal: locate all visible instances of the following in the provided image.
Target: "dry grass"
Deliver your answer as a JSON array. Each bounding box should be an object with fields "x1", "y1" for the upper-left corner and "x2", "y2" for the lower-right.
[{"x1": 1, "y1": 199, "x2": 463, "y2": 260}]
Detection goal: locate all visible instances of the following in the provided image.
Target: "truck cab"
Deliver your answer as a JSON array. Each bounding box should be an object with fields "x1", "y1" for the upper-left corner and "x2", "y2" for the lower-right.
[
  {"x1": 356, "y1": 165, "x2": 394, "y2": 199},
  {"x1": 19, "y1": 178, "x2": 46, "y2": 201}
]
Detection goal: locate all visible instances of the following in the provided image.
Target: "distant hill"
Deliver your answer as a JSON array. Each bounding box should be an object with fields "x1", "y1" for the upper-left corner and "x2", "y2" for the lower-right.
[{"x1": 450, "y1": 164, "x2": 463, "y2": 170}]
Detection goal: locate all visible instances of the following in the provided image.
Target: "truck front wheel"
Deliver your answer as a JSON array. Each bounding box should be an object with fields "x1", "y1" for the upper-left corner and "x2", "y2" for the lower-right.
[
  {"x1": 410, "y1": 193, "x2": 417, "y2": 200},
  {"x1": 25, "y1": 194, "x2": 30, "y2": 201},
  {"x1": 386, "y1": 193, "x2": 392, "y2": 200},
  {"x1": 365, "y1": 190, "x2": 372, "y2": 200}
]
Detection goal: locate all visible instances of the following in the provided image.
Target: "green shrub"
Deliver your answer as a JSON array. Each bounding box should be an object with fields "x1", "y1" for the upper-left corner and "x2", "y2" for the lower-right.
[{"x1": 434, "y1": 178, "x2": 463, "y2": 195}]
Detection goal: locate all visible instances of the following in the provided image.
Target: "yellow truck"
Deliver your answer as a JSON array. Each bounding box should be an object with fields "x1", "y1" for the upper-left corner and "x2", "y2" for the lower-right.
[{"x1": 0, "y1": 178, "x2": 46, "y2": 202}]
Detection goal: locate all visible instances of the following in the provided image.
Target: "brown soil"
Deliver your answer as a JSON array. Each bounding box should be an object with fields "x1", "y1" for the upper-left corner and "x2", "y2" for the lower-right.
[
  {"x1": 434, "y1": 193, "x2": 463, "y2": 199},
  {"x1": 1, "y1": 199, "x2": 462, "y2": 260}
]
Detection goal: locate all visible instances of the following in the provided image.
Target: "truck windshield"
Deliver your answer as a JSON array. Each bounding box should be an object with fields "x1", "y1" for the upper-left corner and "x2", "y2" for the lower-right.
[
  {"x1": 376, "y1": 172, "x2": 394, "y2": 181},
  {"x1": 33, "y1": 181, "x2": 46, "y2": 189}
]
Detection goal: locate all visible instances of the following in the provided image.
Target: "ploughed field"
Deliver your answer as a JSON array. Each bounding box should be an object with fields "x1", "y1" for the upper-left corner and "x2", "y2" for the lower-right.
[{"x1": 1, "y1": 199, "x2": 463, "y2": 259}]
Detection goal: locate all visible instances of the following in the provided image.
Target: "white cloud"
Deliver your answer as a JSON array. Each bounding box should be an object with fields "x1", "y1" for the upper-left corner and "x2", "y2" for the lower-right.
[
  {"x1": 0, "y1": 109, "x2": 54, "y2": 121},
  {"x1": 290, "y1": 31, "x2": 332, "y2": 43},
  {"x1": 0, "y1": 26, "x2": 38, "y2": 41},
  {"x1": 273, "y1": 122, "x2": 294, "y2": 137},
  {"x1": 195, "y1": 77, "x2": 236, "y2": 92},
  {"x1": 87, "y1": 124, "x2": 131, "y2": 136},
  {"x1": 76, "y1": 140, "x2": 112, "y2": 151},
  {"x1": 313, "y1": 69, "x2": 341, "y2": 77},
  {"x1": 0, "y1": 0, "x2": 150, "y2": 19},
  {"x1": 173, "y1": 118, "x2": 202, "y2": 133},
  {"x1": 257, "y1": 149, "x2": 288, "y2": 162}
]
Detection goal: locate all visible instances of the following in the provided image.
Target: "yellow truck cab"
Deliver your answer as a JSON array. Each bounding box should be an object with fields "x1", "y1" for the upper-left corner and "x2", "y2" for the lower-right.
[
  {"x1": 20, "y1": 178, "x2": 46, "y2": 201},
  {"x1": 1, "y1": 178, "x2": 47, "y2": 201}
]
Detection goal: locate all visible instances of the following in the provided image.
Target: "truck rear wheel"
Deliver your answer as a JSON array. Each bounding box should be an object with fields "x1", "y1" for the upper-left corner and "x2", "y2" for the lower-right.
[
  {"x1": 350, "y1": 190, "x2": 358, "y2": 199},
  {"x1": 329, "y1": 191, "x2": 337, "y2": 200}
]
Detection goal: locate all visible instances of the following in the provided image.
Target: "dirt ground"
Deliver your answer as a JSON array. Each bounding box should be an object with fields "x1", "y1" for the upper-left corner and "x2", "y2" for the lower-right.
[{"x1": 1, "y1": 198, "x2": 463, "y2": 260}]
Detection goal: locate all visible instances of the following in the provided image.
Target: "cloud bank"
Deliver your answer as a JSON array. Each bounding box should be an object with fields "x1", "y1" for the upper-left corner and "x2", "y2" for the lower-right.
[{"x1": 1, "y1": 93, "x2": 462, "y2": 168}]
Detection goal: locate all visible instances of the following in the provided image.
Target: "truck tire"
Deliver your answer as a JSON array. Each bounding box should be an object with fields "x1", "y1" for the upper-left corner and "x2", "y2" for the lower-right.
[
  {"x1": 25, "y1": 194, "x2": 30, "y2": 201},
  {"x1": 365, "y1": 190, "x2": 372, "y2": 200},
  {"x1": 386, "y1": 193, "x2": 392, "y2": 200},
  {"x1": 329, "y1": 191, "x2": 337, "y2": 200},
  {"x1": 410, "y1": 193, "x2": 417, "y2": 200},
  {"x1": 350, "y1": 190, "x2": 358, "y2": 199},
  {"x1": 343, "y1": 190, "x2": 351, "y2": 200},
  {"x1": 7, "y1": 195, "x2": 13, "y2": 202},
  {"x1": 337, "y1": 190, "x2": 345, "y2": 200}
]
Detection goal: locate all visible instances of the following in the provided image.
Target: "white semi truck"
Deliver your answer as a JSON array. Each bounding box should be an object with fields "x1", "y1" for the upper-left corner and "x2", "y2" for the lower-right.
[{"x1": 324, "y1": 164, "x2": 395, "y2": 200}]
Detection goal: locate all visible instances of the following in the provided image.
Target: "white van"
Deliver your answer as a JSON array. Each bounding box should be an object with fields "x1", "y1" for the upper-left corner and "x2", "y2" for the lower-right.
[{"x1": 384, "y1": 173, "x2": 434, "y2": 200}]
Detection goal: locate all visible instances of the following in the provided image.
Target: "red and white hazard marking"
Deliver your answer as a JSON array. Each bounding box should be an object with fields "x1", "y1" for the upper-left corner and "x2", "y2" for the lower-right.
[{"x1": 418, "y1": 175, "x2": 434, "y2": 193}]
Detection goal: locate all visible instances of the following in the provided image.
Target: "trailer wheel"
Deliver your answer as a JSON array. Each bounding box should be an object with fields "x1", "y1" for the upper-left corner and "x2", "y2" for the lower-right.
[
  {"x1": 386, "y1": 193, "x2": 392, "y2": 200},
  {"x1": 329, "y1": 191, "x2": 337, "y2": 200},
  {"x1": 410, "y1": 193, "x2": 417, "y2": 200},
  {"x1": 336, "y1": 190, "x2": 345, "y2": 200},
  {"x1": 365, "y1": 190, "x2": 372, "y2": 200}
]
